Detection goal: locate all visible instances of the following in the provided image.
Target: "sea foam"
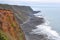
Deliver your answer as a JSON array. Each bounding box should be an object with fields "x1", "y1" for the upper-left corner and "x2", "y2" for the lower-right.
[{"x1": 30, "y1": 13, "x2": 60, "y2": 40}]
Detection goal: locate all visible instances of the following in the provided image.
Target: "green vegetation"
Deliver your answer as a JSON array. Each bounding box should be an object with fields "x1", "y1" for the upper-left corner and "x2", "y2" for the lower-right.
[
  {"x1": 0, "y1": 30, "x2": 8, "y2": 40},
  {"x1": 0, "y1": 34, "x2": 6, "y2": 40},
  {"x1": 11, "y1": 23, "x2": 16, "y2": 27}
]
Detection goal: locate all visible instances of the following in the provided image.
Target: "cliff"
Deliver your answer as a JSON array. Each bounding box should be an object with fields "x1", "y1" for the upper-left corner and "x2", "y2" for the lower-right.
[
  {"x1": 0, "y1": 9, "x2": 25, "y2": 40},
  {"x1": 0, "y1": 4, "x2": 44, "y2": 40},
  {"x1": 0, "y1": 4, "x2": 40, "y2": 24}
]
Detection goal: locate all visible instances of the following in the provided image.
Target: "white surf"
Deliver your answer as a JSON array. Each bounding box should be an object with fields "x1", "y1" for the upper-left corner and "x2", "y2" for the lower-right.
[{"x1": 30, "y1": 13, "x2": 60, "y2": 40}]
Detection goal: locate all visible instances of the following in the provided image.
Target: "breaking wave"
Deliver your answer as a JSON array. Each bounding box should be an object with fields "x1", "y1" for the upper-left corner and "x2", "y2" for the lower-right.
[{"x1": 30, "y1": 13, "x2": 60, "y2": 40}]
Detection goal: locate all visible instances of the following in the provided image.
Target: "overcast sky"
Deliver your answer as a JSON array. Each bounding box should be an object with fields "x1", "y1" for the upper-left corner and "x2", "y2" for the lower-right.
[
  {"x1": 0, "y1": 0, "x2": 60, "y2": 5},
  {"x1": 0, "y1": 0, "x2": 60, "y2": 3},
  {"x1": 0, "y1": 0, "x2": 60, "y2": 10}
]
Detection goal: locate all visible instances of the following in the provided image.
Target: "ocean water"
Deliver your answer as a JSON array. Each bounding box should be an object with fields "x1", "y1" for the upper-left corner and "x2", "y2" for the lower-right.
[
  {"x1": 30, "y1": 15, "x2": 60, "y2": 40},
  {"x1": 31, "y1": 6, "x2": 60, "y2": 33},
  {"x1": 30, "y1": 5, "x2": 60, "y2": 40}
]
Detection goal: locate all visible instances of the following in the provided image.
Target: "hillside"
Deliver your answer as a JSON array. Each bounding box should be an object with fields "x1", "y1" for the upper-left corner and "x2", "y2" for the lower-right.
[
  {"x1": 0, "y1": 4, "x2": 40, "y2": 24},
  {"x1": 0, "y1": 4, "x2": 45, "y2": 40},
  {"x1": 0, "y1": 9, "x2": 26, "y2": 40}
]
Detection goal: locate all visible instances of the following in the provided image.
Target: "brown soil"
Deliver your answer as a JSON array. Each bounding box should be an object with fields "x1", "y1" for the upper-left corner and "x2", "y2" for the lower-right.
[{"x1": 0, "y1": 9, "x2": 26, "y2": 40}]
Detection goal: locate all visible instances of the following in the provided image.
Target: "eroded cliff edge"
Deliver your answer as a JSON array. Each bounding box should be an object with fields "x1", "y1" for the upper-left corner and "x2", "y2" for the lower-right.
[
  {"x1": 0, "y1": 4, "x2": 40, "y2": 24},
  {"x1": 0, "y1": 4, "x2": 44, "y2": 40},
  {"x1": 0, "y1": 9, "x2": 26, "y2": 40}
]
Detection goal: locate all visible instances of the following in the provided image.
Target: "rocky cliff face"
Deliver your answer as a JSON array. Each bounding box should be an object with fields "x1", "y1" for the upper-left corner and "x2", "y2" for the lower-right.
[
  {"x1": 0, "y1": 4, "x2": 45, "y2": 40},
  {"x1": 0, "y1": 9, "x2": 25, "y2": 40},
  {"x1": 0, "y1": 4, "x2": 40, "y2": 24}
]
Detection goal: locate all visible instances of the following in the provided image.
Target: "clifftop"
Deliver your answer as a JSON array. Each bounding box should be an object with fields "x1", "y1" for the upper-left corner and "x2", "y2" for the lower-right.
[{"x1": 0, "y1": 4, "x2": 40, "y2": 24}]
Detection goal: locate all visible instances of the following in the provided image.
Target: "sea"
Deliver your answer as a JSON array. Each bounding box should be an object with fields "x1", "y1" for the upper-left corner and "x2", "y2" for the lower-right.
[{"x1": 30, "y1": 4, "x2": 60, "y2": 40}]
